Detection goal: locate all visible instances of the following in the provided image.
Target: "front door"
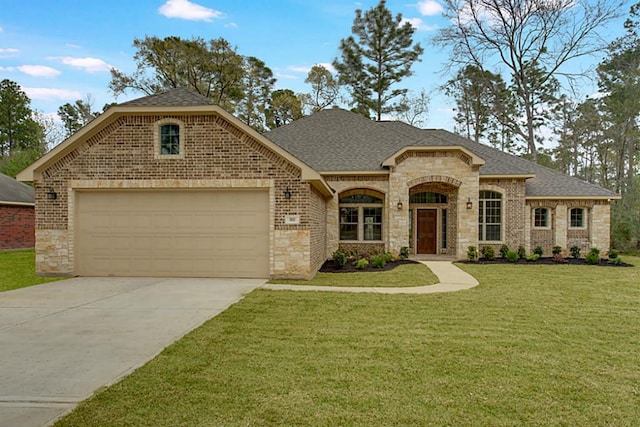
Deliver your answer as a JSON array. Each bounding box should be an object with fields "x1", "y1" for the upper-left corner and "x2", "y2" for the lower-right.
[{"x1": 417, "y1": 209, "x2": 437, "y2": 254}]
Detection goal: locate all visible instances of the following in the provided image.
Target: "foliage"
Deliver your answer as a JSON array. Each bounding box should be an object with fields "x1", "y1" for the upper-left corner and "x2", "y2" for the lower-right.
[
  {"x1": 57, "y1": 98, "x2": 97, "y2": 137},
  {"x1": 608, "y1": 256, "x2": 623, "y2": 265},
  {"x1": 435, "y1": 0, "x2": 621, "y2": 162},
  {"x1": 332, "y1": 248, "x2": 348, "y2": 268},
  {"x1": 552, "y1": 246, "x2": 563, "y2": 255},
  {"x1": 467, "y1": 245, "x2": 478, "y2": 262},
  {"x1": 505, "y1": 251, "x2": 519, "y2": 263},
  {"x1": 266, "y1": 89, "x2": 304, "y2": 128},
  {"x1": 526, "y1": 254, "x2": 540, "y2": 262},
  {"x1": 553, "y1": 253, "x2": 567, "y2": 264},
  {"x1": 354, "y1": 258, "x2": 369, "y2": 269},
  {"x1": 370, "y1": 254, "x2": 387, "y2": 268},
  {"x1": 608, "y1": 249, "x2": 620, "y2": 259},
  {"x1": 517, "y1": 245, "x2": 526, "y2": 259},
  {"x1": 481, "y1": 245, "x2": 495, "y2": 261},
  {"x1": 389, "y1": 89, "x2": 430, "y2": 127},
  {"x1": 533, "y1": 246, "x2": 544, "y2": 256},
  {"x1": 570, "y1": 245, "x2": 582, "y2": 259},
  {"x1": 399, "y1": 246, "x2": 409, "y2": 260},
  {"x1": 0, "y1": 79, "x2": 44, "y2": 158},
  {"x1": 302, "y1": 65, "x2": 341, "y2": 113},
  {"x1": 585, "y1": 251, "x2": 601, "y2": 265},
  {"x1": 333, "y1": 0, "x2": 423, "y2": 120},
  {"x1": 0, "y1": 148, "x2": 42, "y2": 178},
  {"x1": 499, "y1": 244, "x2": 510, "y2": 259},
  {"x1": 236, "y1": 57, "x2": 275, "y2": 132}
]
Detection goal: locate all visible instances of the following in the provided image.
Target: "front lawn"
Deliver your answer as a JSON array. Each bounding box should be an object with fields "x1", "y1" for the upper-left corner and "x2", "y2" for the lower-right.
[
  {"x1": 268, "y1": 262, "x2": 439, "y2": 287},
  {"x1": 0, "y1": 249, "x2": 65, "y2": 292},
  {"x1": 55, "y1": 258, "x2": 640, "y2": 426}
]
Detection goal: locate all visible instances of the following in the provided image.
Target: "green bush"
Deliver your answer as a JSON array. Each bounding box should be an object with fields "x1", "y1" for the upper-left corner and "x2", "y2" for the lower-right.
[
  {"x1": 506, "y1": 251, "x2": 519, "y2": 263},
  {"x1": 467, "y1": 246, "x2": 478, "y2": 262},
  {"x1": 370, "y1": 254, "x2": 386, "y2": 269},
  {"x1": 355, "y1": 258, "x2": 369, "y2": 269},
  {"x1": 332, "y1": 248, "x2": 348, "y2": 268},
  {"x1": 552, "y1": 246, "x2": 562, "y2": 255},
  {"x1": 499, "y1": 244, "x2": 510, "y2": 259},
  {"x1": 399, "y1": 246, "x2": 409, "y2": 260},
  {"x1": 526, "y1": 254, "x2": 540, "y2": 262},
  {"x1": 517, "y1": 245, "x2": 526, "y2": 259},
  {"x1": 533, "y1": 246, "x2": 544, "y2": 256},
  {"x1": 570, "y1": 245, "x2": 581, "y2": 259},
  {"x1": 481, "y1": 245, "x2": 495, "y2": 261},
  {"x1": 608, "y1": 249, "x2": 619, "y2": 259},
  {"x1": 608, "y1": 256, "x2": 623, "y2": 265},
  {"x1": 382, "y1": 252, "x2": 396, "y2": 263},
  {"x1": 585, "y1": 252, "x2": 600, "y2": 265}
]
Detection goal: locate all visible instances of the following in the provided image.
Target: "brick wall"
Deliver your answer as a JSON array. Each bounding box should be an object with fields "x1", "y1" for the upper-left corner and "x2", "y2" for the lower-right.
[
  {"x1": 479, "y1": 179, "x2": 527, "y2": 253},
  {"x1": 0, "y1": 205, "x2": 35, "y2": 249},
  {"x1": 308, "y1": 185, "x2": 327, "y2": 274}
]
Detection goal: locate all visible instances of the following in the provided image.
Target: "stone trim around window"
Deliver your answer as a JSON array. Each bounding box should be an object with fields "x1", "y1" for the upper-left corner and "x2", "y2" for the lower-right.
[
  {"x1": 154, "y1": 118, "x2": 186, "y2": 159},
  {"x1": 569, "y1": 207, "x2": 587, "y2": 229},
  {"x1": 533, "y1": 207, "x2": 551, "y2": 229}
]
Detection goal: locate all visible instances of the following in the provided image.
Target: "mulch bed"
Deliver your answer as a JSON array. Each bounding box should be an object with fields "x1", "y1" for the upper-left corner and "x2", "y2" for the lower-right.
[
  {"x1": 464, "y1": 257, "x2": 634, "y2": 267},
  {"x1": 319, "y1": 259, "x2": 420, "y2": 273}
]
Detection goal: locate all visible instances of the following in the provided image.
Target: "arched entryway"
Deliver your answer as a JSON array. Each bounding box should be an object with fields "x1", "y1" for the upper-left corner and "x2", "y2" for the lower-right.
[{"x1": 408, "y1": 182, "x2": 458, "y2": 256}]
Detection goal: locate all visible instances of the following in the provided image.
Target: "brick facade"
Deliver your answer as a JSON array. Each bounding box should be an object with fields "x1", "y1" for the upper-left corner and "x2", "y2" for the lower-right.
[{"x1": 0, "y1": 204, "x2": 35, "y2": 249}]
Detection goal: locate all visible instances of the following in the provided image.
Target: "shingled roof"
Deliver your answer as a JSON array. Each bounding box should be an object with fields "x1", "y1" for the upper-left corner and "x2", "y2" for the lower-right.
[
  {"x1": 264, "y1": 108, "x2": 618, "y2": 199},
  {"x1": 0, "y1": 172, "x2": 34, "y2": 204},
  {"x1": 120, "y1": 87, "x2": 214, "y2": 107}
]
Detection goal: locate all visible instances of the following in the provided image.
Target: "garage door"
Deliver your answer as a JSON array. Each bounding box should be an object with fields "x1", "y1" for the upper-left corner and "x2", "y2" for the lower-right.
[{"x1": 75, "y1": 190, "x2": 269, "y2": 278}]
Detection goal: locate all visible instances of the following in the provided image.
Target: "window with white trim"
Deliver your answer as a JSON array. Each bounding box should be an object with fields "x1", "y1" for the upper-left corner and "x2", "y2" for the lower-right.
[
  {"x1": 339, "y1": 193, "x2": 383, "y2": 241},
  {"x1": 534, "y1": 208, "x2": 549, "y2": 228},
  {"x1": 479, "y1": 190, "x2": 502, "y2": 241},
  {"x1": 570, "y1": 208, "x2": 586, "y2": 228}
]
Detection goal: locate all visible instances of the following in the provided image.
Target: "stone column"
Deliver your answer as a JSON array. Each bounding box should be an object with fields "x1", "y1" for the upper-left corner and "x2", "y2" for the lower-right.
[
  {"x1": 591, "y1": 203, "x2": 611, "y2": 251},
  {"x1": 554, "y1": 204, "x2": 567, "y2": 251}
]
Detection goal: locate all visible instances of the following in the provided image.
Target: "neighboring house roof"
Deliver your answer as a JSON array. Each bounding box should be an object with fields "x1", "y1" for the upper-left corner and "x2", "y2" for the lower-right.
[
  {"x1": 265, "y1": 108, "x2": 619, "y2": 199},
  {"x1": 119, "y1": 87, "x2": 214, "y2": 106},
  {"x1": 0, "y1": 172, "x2": 35, "y2": 205}
]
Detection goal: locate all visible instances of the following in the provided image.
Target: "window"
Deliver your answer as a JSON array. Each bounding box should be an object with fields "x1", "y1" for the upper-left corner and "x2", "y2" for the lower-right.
[
  {"x1": 570, "y1": 208, "x2": 585, "y2": 228},
  {"x1": 534, "y1": 208, "x2": 549, "y2": 228},
  {"x1": 154, "y1": 119, "x2": 185, "y2": 159},
  {"x1": 441, "y1": 209, "x2": 447, "y2": 249},
  {"x1": 160, "y1": 124, "x2": 180, "y2": 155},
  {"x1": 339, "y1": 192, "x2": 383, "y2": 241},
  {"x1": 479, "y1": 190, "x2": 502, "y2": 241},
  {"x1": 409, "y1": 192, "x2": 447, "y2": 204}
]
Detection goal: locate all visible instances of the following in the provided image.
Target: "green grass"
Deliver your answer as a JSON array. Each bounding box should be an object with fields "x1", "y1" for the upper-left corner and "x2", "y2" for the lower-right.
[
  {"x1": 55, "y1": 258, "x2": 640, "y2": 426},
  {"x1": 0, "y1": 249, "x2": 66, "y2": 292},
  {"x1": 268, "y1": 263, "x2": 439, "y2": 287}
]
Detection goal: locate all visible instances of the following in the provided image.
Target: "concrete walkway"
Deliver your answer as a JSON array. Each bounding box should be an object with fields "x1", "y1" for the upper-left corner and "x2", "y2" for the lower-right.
[
  {"x1": 263, "y1": 261, "x2": 479, "y2": 294},
  {"x1": 0, "y1": 277, "x2": 264, "y2": 427}
]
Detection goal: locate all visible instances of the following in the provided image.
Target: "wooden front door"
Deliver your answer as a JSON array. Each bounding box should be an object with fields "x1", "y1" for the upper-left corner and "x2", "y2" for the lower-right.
[{"x1": 417, "y1": 209, "x2": 437, "y2": 254}]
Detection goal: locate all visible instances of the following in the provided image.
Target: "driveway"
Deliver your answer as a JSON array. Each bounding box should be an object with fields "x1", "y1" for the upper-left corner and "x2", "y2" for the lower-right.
[{"x1": 0, "y1": 277, "x2": 264, "y2": 427}]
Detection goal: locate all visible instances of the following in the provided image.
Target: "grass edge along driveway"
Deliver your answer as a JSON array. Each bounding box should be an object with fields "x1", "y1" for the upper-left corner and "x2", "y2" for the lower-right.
[
  {"x1": 0, "y1": 249, "x2": 66, "y2": 292},
  {"x1": 55, "y1": 257, "x2": 640, "y2": 426}
]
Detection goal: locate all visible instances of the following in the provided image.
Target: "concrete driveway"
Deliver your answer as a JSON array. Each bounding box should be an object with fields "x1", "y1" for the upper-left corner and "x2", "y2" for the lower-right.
[{"x1": 0, "y1": 277, "x2": 264, "y2": 427}]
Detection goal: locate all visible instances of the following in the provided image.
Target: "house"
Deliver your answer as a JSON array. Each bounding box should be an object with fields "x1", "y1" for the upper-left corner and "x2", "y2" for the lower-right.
[
  {"x1": 17, "y1": 88, "x2": 619, "y2": 279},
  {"x1": 0, "y1": 172, "x2": 35, "y2": 250}
]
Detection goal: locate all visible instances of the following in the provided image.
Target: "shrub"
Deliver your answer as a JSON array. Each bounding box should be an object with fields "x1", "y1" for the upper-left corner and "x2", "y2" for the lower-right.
[
  {"x1": 608, "y1": 256, "x2": 623, "y2": 265},
  {"x1": 382, "y1": 252, "x2": 396, "y2": 263},
  {"x1": 370, "y1": 254, "x2": 386, "y2": 268},
  {"x1": 467, "y1": 246, "x2": 478, "y2": 262},
  {"x1": 533, "y1": 246, "x2": 544, "y2": 256},
  {"x1": 399, "y1": 246, "x2": 409, "y2": 260},
  {"x1": 570, "y1": 245, "x2": 581, "y2": 259},
  {"x1": 608, "y1": 249, "x2": 619, "y2": 259},
  {"x1": 332, "y1": 248, "x2": 348, "y2": 268},
  {"x1": 585, "y1": 248, "x2": 600, "y2": 265},
  {"x1": 526, "y1": 254, "x2": 540, "y2": 262},
  {"x1": 552, "y1": 246, "x2": 562, "y2": 255},
  {"x1": 499, "y1": 244, "x2": 510, "y2": 259},
  {"x1": 506, "y1": 251, "x2": 519, "y2": 263},
  {"x1": 553, "y1": 253, "x2": 567, "y2": 264},
  {"x1": 481, "y1": 245, "x2": 495, "y2": 261},
  {"x1": 355, "y1": 258, "x2": 369, "y2": 269},
  {"x1": 517, "y1": 245, "x2": 526, "y2": 259}
]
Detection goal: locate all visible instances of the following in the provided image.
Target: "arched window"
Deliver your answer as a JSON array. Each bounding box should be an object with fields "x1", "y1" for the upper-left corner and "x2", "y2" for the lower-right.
[
  {"x1": 154, "y1": 119, "x2": 185, "y2": 159},
  {"x1": 479, "y1": 190, "x2": 502, "y2": 241},
  {"x1": 409, "y1": 192, "x2": 447, "y2": 204},
  {"x1": 339, "y1": 191, "x2": 384, "y2": 241}
]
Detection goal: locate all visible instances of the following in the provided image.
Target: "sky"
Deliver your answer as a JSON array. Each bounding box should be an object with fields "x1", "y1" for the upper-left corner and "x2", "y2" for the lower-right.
[{"x1": 0, "y1": 0, "x2": 630, "y2": 134}]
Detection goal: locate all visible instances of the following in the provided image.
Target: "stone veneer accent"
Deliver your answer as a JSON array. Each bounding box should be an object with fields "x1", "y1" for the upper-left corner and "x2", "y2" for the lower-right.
[{"x1": 34, "y1": 113, "x2": 321, "y2": 278}]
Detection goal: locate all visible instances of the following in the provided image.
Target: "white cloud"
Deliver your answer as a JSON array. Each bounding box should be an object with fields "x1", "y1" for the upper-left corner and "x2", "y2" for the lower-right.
[
  {"x1": 276, "y1": 72, "x2": 299, "y2": 80},
  {"x1": 23, "y1": 87, "x2": 82, "y2": 101},
  {"x1": 65, "y1": 43, "x2": 81, "y2": 48},
  {"x1": 225, "y1": 22, "x2": 238, "y2": 28},
  {"x1": 401, "y1": 17, "x2": 438, "y2": 31},
  {"x1": 315, "y1": 63, "x2": 336, "y2": 73},
  {"x1": 418, "y1": 0, "x2": 444, "y2": 16},
  {"x1": 48, "y1": 56, "x2": 113, "y2": 73},
  {"x1": 158, "y1": 0, "x2": 223, "y2": 22},
  {"x1": 17, "y1": 65, "x2": 61, "y2": 78},
  {"x1": 288, "y1": 63, "x2": 337, "y2": 74},
  {"x1": 0, "y1": 47, "x2": 19, "y2": 57},
  {"x1": 0, "y1": 26, "x2": 3, "y2": 32}
]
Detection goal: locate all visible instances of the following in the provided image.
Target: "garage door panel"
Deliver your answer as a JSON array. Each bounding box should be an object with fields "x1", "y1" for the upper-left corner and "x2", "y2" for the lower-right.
[{"x1": 76, "y1": 190, "x2": 269, "y2": 278}]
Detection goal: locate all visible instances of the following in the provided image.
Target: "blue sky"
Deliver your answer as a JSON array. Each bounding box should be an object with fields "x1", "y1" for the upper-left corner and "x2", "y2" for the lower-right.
[{"x1": 0, "y1": 0, "x2": 629, "y2": 132}]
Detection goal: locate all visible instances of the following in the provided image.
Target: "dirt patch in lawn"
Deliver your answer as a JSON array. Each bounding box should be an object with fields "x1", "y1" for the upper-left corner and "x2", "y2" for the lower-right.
[{"x1": 319, "y1": 259, "x2": 421, "y2": 273}]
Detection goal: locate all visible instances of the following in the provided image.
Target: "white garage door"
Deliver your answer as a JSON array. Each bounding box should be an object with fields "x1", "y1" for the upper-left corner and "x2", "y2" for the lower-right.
[{"x1": 75, "y1": 190, "x2": 269, "y2": 278}]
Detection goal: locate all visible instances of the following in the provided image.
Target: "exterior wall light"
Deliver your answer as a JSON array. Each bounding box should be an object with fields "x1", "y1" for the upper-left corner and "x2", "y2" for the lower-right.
[
  {"x1": 46, "y1": 188, "x2": 57, "y2": 200},
  {"x1": 466, "y1": 198, "x2": 473, "y2": 209},
  {"x1": 283, "y1": 187, "x2": 292, "y2": 200},
  {"x1": 397, "y1": 200, "x2": 403, "y2": 210}
]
